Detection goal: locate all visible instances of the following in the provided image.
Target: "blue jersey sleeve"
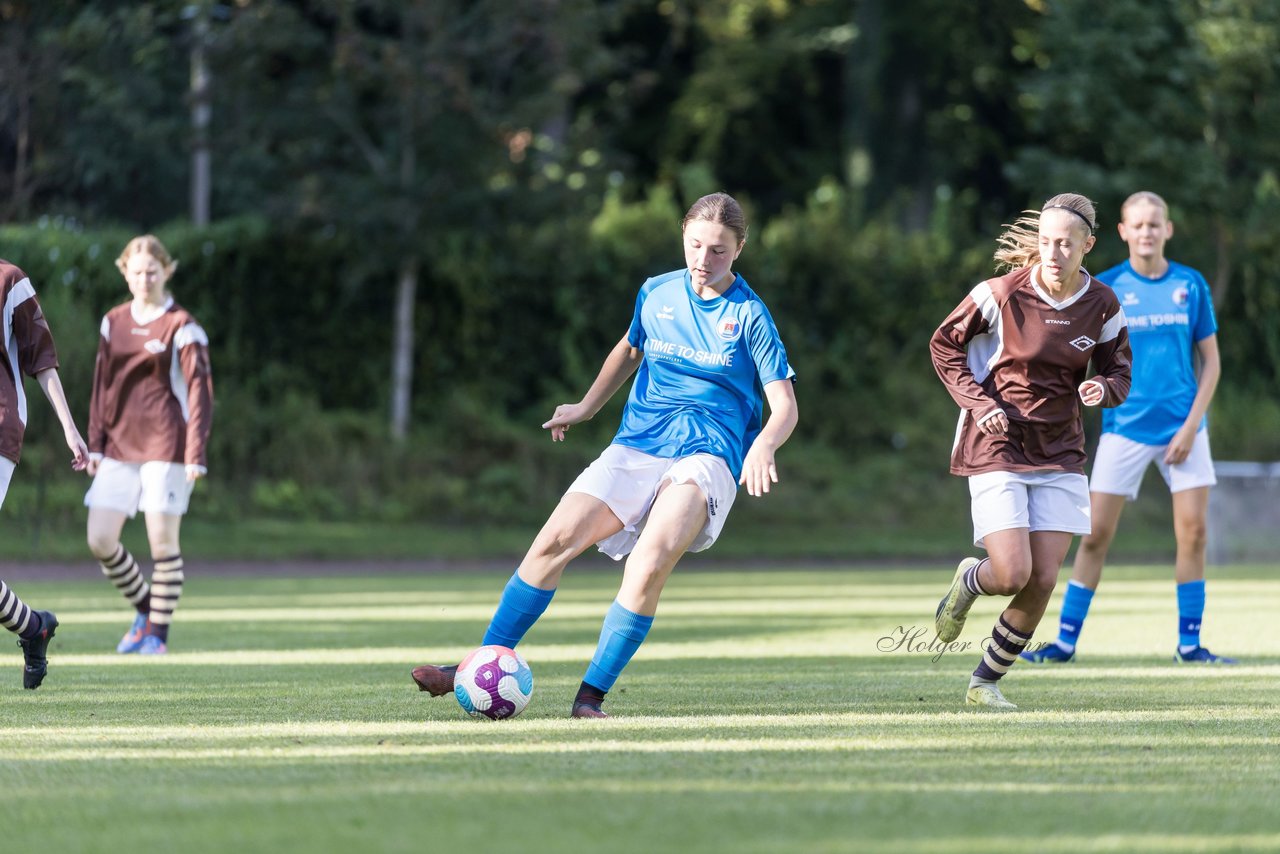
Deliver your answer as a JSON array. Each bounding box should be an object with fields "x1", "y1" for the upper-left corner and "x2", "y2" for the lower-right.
[
  {"x1": 745, "y1": 303, "x2": 793, "y2": 385},
  {"x1": 627, "y1": 283, "x2": 649, "y2": 350},
  {"x1": 1190, "y1": 270, "x2": 1218, "y2": 342}
]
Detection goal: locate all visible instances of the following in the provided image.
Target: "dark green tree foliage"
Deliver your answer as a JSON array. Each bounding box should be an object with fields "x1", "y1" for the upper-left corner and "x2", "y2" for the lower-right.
[{"x1": 1008, "y1": 0, "x2": 1280, "y2": 387}]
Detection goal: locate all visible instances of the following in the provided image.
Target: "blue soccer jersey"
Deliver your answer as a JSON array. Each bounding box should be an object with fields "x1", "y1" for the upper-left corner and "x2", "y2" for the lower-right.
[
  {"x1": 1098, "y1": 260, "x2": 1217, "y2": 445},
  {"x1": 613, "y1": 269, "x2": 795, "y2": 480}
]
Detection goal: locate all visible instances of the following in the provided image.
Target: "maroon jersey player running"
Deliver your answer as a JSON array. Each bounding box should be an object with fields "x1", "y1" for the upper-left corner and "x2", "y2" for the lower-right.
[
  {"x1": 930, "y1": 193, "x2": 1132, "y2": 710},
  {"x1": 0, "y1": 258, "x2": 90, "y2": 688},
  {"x1": 84, "y1": 236, "x2": 213, "y2": 655}
]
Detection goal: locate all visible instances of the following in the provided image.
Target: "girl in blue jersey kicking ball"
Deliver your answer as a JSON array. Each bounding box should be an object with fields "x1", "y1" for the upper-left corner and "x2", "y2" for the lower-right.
[
  {"x1": 1023, "y1": 191, "x2": 1233, "y2": 665},
  {"x1": 411, "y1": 192, "x2": 798, "y2": 717}
]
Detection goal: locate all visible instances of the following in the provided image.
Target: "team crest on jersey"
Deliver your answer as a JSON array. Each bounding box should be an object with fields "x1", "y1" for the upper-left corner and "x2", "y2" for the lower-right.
[
  {"x1": 144, "y1": 339, "x2": 166, "y2": 354},
  {"x1": 1172, "y1": 287, "x2": 1189, "y2": 307},
  {"x1": 718, "y1": 319, "x2": 741, "y2": 341},
  {"x1": 1122, "y1": 292, "x2": 1139, "y2": 306},
  {"x1": 1069, "y1": 336, "x2": 1096, "y2": 352}
]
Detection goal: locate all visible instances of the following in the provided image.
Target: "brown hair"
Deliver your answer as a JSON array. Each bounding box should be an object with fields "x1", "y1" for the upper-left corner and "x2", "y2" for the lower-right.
[
  {"x1": 115, "y1": 234, "x2": 179, "y2": 278},
  {"x1": 1120, "y1": 190, "x2": 1168, "y2": 219},
  {"x1": 681, "y1": 192, "x2": 748, "y2": 245},
  {"x1": 992, "y1": 193, "x2": 1097, "y2": 271}
]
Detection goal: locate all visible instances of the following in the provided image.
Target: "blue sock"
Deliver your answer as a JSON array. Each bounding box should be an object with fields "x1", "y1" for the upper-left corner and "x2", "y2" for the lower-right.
[
  {"x1": 1177, "y1": 580, "x2": 1206, "y2": 649},
  {"x1": 1056, "y1": 581, "x2": 1095, "y2": 651},
  {"x1": 481, "y1": 572, "x2": 556, "y2": 648},
  {"x1": 582, "y1": 601, "x2": 654, "y2": 693}
]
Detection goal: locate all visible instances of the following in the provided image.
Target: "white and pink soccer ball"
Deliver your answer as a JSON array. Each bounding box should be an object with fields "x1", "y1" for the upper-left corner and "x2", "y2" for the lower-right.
[{"x1": 454, "y1": 645, "x2": 534, "y2": 720}]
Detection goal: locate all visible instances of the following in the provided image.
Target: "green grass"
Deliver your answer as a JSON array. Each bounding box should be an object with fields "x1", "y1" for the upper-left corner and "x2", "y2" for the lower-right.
[{"x1": 3, "y1": 565, "x2": 1279, "y2": 852}]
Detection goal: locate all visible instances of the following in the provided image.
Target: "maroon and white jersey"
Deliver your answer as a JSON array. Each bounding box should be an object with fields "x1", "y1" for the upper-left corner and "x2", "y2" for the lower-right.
[
  {"x1": 88, "y1": 298, "x2": 213, "y2": 468},
  {"x1": 0, "y1": 260, "x2": 61, "y2": 464},
  {"x1": 931, "y1": 265, "x2": 1132, "y2": 476}
]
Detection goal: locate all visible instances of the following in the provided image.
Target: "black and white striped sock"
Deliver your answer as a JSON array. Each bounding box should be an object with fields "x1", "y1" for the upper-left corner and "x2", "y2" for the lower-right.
[
  {"x1": 148, "y1": 555, "x2": 185, "y2": 641},
  {"x1": 101, "y1": 545, "x2": 150, "y2": 613}
]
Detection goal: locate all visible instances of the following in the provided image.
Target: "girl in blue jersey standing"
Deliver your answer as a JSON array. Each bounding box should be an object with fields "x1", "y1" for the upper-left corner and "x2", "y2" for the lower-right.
[
  {"x1": 411, "y1": 192, "x2": 798, "y2": 717},
  {"x1": 1023, "y1": 191, "x2": 1231, "y2": 664}
]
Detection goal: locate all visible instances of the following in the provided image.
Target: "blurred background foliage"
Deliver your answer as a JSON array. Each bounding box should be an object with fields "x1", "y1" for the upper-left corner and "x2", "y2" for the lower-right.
[{"x1": 1, "y1": 0, "x2": 1277, "y2": 556}]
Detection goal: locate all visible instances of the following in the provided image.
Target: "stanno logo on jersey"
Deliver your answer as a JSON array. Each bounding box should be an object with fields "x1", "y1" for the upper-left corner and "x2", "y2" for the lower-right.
[
  {"x1": 657, "y1": 305, "x2": 675, "y2": 320},
  {"x1": 1069, "y1": 336, "x2": 1096, "y2": 351},
  {"x1": 1122, "y1": 292, "x2": 1140, "y2": 306},
  {"x1": 1172, "y1": 286, "x2": 1189, "y2": 307},
  {"x1": 144, "y1": 339, "x2": 167, "y2": 354},
  {"x1": 1045, "y1": 318, "x2": 1071, "y2": 325},
  {"x1": 718, "y1": 319, "x2": 741, "y2": 340}
]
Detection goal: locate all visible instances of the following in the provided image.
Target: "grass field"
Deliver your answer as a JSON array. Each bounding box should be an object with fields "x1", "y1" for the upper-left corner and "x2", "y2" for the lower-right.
[{"x1": 3, "y1": 564, "x2": 1279, "y2": 852}]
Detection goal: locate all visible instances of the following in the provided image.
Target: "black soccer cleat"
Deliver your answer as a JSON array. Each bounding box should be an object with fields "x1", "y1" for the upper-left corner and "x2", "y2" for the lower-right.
[{"x1": 18, "y1": 610, "x2": 58, "y2": 690}]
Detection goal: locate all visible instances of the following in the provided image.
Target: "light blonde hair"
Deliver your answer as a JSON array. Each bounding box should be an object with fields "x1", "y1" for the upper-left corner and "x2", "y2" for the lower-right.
[
  {"x1": 681, "y1": 192, "x2": 748, "y2": 245},
  {"x1": 115, "y1": 234, "x2": 179, "y2": 278},
  {"x1": 1120, "y1": 190, "x2": 1168, "y2": 220},
  {"x1": 993, "y1": 193, "x2": 1097, "y2": 272}
]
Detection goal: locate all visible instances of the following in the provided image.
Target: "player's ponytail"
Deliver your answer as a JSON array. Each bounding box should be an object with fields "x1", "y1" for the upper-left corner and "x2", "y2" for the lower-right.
[{"x1": 993, "y1": 193, "x2": 1097, "y2": 272}]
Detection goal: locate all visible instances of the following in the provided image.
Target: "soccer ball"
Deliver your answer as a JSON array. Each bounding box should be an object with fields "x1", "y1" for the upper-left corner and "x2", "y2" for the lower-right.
[{"x1": 454, "y1": 645, "x2": 534, "y2": 720}]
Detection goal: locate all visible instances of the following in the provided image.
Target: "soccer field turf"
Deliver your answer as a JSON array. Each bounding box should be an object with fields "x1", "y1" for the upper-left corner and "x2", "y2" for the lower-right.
[{"x1": 3, "y1": 565, "x2": 1278, "y2": 853}]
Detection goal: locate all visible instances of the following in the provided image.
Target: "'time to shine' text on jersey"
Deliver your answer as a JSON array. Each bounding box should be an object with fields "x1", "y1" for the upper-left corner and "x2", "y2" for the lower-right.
[
  {"x1": 1098, "y1": 260, "x2": 1217, "y2": 446},
  {"x1": 931, "y1": 266, "x2": 1132, "y2": 476},
  {"x1": 0, "y1": 260, "x2": 60, "y2": 465},
  {"x1": 88, "y1": 298, "x2": 214, "y2": 468},
  {"x1": 614, "y1": 269, "x2": 794, "y2": 480}
]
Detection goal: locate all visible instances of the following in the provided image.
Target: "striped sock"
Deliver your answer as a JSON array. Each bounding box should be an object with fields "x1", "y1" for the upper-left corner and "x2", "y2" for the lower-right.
[
  {"x1": 0, "y1": 580, "x2": 41, "y2": 638},
  {"x1": 100, "y1": 545, "x2": 150, "y2": 613},
  {"x1": 1177, "y1": 580, "x2": 1206, "y2": 651},
  {"x1": 481, "y1": 572, "x2": 556, "y2": 648},
  {"x1": 963, "y1": 559, "x2": 991, "y2": 596},
  {"x1": 972, "y1": 614, "x2": 1033, "y2": 684},
  {"x1": 582, "y1": 601, "x2": 655, "y2": 693},
  {"x1": 1056, "y1": 580, "x2": 1095, "y2": 651},
  {"x1": 148, "y1": 555, "x2": 185, "y2": 642}
]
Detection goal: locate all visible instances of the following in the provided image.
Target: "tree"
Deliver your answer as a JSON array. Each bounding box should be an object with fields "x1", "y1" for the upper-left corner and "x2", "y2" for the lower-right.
[{"x1": 224, "y1": 0, "x2": 606, "y2": 438}]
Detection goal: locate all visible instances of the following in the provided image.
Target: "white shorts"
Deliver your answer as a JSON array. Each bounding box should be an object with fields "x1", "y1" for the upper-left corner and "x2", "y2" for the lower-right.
[
  {"x1": 0, "y1": 457, "x2": 14, "y2": 510},
  {"x1": 566, "y1": 444, "x2": 738, "y2": 561},
  {"x1": 1088, "y1": 429, "x2": 1217, "y2": 500},
  {"x1": 84, "y1": 458, "x2": 194, "y2": 517},
  {"x1": 969, "y1": 470, "x2": 1091, "y2": 549}
]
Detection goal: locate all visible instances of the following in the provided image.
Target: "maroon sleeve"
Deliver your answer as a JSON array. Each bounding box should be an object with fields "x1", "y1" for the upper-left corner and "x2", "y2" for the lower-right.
[
  {"x1": 13, "y1": 294, "x2": 59, "y2": 377},
  {"x1": 180, "y1": 337, "x2": 213, "y2": 468},
  {"x1": 929, "y1": 293, "x2": 1002, "y2": 422},
  {"x1": 1092, "y1": 314, "x2": 1132, "y2": 408}
]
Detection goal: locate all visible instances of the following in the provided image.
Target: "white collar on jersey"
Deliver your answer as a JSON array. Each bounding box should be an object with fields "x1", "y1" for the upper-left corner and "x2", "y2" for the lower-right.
[
  {"x1": 1030, "y1": 265, "x2": 1092, "y2": 311},
  {"x1": 130, "y1": 295, "x2": 175, "y2": 325}
]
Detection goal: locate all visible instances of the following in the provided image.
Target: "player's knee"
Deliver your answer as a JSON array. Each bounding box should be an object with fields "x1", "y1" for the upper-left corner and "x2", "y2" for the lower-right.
[
  {"x1": 1079, "y1": 527, "x2": 1113, "y2": 554},
  {"x1": 1027, "y1": 569, "x2": 1059, "y2": 599},
  {"x1": 1175, "y1": 518, "x2": 1207, "y2": 553},
  {"x1": 985, "y1": 563, "x2": 1031, "y2": 596},
  {"x1": 86, "y1": 529, "x2": 119, "y2": 560},
  {"x1": 528, "y1": 526, "x2": 585, "y2": 566}
]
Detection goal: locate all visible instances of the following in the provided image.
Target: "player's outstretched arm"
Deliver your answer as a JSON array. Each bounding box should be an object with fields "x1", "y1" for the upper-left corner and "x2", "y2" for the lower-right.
[
  {"x1": 36, "y1": 368, "x2": 88, "y2": 471},
  {"x1": 543, "y1": 335, "x2": 643, "y2": 442},
  {"x1": 740, "y1": 378, "x2": 798, "y2": 497}
]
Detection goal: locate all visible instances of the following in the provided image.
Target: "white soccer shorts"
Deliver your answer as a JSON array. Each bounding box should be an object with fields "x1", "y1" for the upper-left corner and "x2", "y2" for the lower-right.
[
  {"x1": 566, "y1": 444, "x2": 739, "y2": 561},
  {"x1": 0, "y1": 456, "x2": 14, "y2": 510},
  {"x1": 969, "y1": 470, "x2": 1091, "y2": 549},
  {"x1": 84, "y1": 458, "x2": 195, "y2": 517},
  {"x1": 1088, "y1": 429, "x2": 1217, "y2": 500}
]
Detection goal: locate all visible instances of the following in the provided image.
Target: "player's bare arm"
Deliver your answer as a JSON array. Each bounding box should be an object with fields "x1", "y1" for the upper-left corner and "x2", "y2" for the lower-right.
[
  {"x1": 740, "y1": 379, "x2": 798, "y2": 497},
  {"x1": 1166, "y1": 334, "x2": 1220, "y2": 465},
  {"x1": 543, "y1": 335, "x2": 643, "y2": 441},
  {"x1": 36, "y1": 368, "x2": 88, "y2": 471}
]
